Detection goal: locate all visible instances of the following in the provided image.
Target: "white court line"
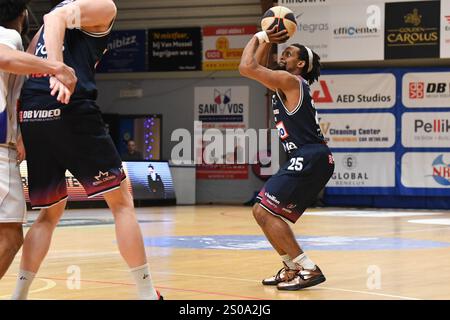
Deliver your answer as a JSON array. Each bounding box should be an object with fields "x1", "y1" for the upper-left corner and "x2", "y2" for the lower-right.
[
  {"x1": 14, "y1": 250, "x2": 120, "y2": 259},
  {"x1": 374, "y1": 226, "x2": 450, "y2": 237},
  {"x1": 0, "y1": 278, "x2": 56, "y2": 299},
  {"x1": 105, "y1": 268, "x2": 420, "y2": 300}
]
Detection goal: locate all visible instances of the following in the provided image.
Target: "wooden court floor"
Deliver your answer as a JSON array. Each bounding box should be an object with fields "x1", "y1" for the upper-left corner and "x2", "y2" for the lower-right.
[{"x1": 0, "y1": 205, "x2": 449, "y2": 300}]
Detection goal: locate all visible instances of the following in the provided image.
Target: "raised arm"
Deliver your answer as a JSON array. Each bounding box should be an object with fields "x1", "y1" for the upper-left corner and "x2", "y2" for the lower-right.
[
  {"x1": 43, "y1": 0, "x2": 117, "y2": 63},
  {"x1": 254, "y1": 27, "x2": 285, "y2": 67},
  {"x1": 239, "y1": 34, "x2": 297, "y2": 92}
]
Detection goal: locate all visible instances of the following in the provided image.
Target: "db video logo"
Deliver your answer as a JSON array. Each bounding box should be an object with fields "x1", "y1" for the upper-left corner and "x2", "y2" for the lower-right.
[{"x1": 409, "y1": 82, "x2": 449, "y2": 99}]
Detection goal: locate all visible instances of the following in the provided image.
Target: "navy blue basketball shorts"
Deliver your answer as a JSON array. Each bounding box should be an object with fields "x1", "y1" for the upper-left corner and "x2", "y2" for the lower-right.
[
  {"x1": 256, "y1": 144, "x2": 335, "y2": 224},
  {"x1": 19, "y1": 99, "x2": 126, "y2": 209}
]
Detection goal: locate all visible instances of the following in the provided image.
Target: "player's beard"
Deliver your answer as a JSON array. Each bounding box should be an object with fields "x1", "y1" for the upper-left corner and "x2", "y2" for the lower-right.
[{"x1": 273, "y1": 63, "x2": 286, "y2": 71}]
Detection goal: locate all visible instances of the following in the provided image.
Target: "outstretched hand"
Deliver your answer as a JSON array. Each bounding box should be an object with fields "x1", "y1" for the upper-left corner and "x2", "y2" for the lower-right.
[
  {"x1": 52, "y1": 63, "x2": 77, "y2": 103},
  {"x1": 266, "y1": 26, "x2": 289, "y2": 44},
  {"x1": 49, "y1": 76, "x2": 72, "y2": 105}
]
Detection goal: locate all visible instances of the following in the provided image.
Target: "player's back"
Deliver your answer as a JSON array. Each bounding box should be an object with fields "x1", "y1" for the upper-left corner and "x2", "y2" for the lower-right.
[{"x1": 20, "y1": 0, "x2": 112, "y2": 105}]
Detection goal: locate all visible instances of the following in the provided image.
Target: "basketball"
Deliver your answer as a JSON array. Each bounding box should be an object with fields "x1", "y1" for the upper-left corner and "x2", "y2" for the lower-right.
[{"x1": 261, "y1": 6, "x2": 297, "y2": 37}]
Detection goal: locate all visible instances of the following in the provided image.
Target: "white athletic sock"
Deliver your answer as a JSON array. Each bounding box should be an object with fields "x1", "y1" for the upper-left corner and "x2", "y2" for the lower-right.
[
  {"x1": 281, "y1": 254, "x2": 297, "y2": 270},
  {"x1": 130, "y1": 264, "x2": 158, "y2": 300},
  {"x1": 293, "y1": 253, "x2": 316, "y2": 270},
  {"x1": 11, "y1": 270, "x2": 36, "y2": 300}
]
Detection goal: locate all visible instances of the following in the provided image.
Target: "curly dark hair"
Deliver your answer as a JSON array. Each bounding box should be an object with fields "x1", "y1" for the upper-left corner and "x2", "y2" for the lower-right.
[
  {"x1": 290, "y1": 43, "x2": 321, "y2": 85},
  {"x1": 0, "y1": 0, "x2": 30, "y2": 26}
]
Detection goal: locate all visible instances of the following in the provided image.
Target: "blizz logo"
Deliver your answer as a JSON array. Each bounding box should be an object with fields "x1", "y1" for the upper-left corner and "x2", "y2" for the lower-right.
[{"x1": 431, "y1": 155, "x2": 450, "y2": 186}]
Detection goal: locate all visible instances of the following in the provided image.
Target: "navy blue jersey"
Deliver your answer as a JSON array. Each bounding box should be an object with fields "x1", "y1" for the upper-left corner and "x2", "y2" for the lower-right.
[
  {"x1": 273, "y1": 76, "x2": 325, "y2": 154},
  {"x1": 21, "y1": 0, "x2": 112, "y2": 103}
]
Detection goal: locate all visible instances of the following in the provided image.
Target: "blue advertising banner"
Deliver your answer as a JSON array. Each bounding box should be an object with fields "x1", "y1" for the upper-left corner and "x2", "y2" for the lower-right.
[
  {"x1": 97, "y1": 30, "x2": 147, "y2": 73},
  {"x1": 314, "y1": 67, "x2": 450, "y2": 208}
]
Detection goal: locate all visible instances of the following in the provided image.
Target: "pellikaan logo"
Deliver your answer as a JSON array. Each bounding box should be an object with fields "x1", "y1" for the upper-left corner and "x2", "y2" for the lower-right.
[
  {"x1": 430, "y1": 155, "x2": 450, "y2": 186},
  {"x1": 197, "y1": 89, "x2": 243, "y2": 115},
  {"x1": 19, "y1": 109, "x2": 61, "y2": 123},
  {"x1": 93, "y1": 171, "x2": 116, "y2": 186},
  {"x1": 409, "y1": 82, "x2": 450, "y2": 99},
  {"x1": 333, "y1": 26, "x2": 379, "y2": 38},
  {"x1": 312, "y1": 80, "x2": 392, "y2": 104},
  {"x1": 414, "y1": 118, "x2": 450, "y2": 133},
  {"x1": 295, "y1": 13, "x2": 329, "y2": 33}
]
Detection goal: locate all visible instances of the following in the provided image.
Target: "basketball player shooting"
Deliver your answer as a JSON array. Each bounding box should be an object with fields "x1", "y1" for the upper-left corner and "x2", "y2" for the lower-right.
[
  {"x1": 239, "y1": 26, "x2": 335, "y2": 290},
  {"x1": 11, "y1": 0, "x2": 162, "y2": 300},
  {"x1": 0, "y1": 0, "x2": 76, "y2": 281}
]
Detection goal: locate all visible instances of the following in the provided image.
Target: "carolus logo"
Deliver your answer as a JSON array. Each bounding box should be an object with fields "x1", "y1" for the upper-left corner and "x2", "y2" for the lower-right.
[{"x1": 430, "y1": 155, "x2": 450, "y2": 186}]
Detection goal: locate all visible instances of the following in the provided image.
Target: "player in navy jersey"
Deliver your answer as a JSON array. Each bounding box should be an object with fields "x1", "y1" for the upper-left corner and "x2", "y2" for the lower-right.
[
  {"x1": 12, "y1": 0, "x2": 162, "y2": 300},
  {"x1": 0, "y1": 0, "x2": 76, "y2": 281},
  {"x1": 239, "y1": 27, "x2": 335, "y2": 291}
]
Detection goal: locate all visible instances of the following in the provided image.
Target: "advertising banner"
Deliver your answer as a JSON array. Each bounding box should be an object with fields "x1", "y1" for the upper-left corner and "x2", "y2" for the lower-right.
[
  {"x1": 402, "y1": 112, "x2": 450, "y2": 147},
  {"x1": 148, "y1": 27, "x2": 202, "y2": 71},
  {"x1": 402, "y1": 72, "x2": 450, "y2": 108},
  {"x1": 401, "y1": 153, "x2": 450, "y2": 189},
  {"x1": 202, "y1": 26, "x2": 257, "y2": 71},
  {"x1": 385, "y1": 1, "x2": 440, "y2": 59},
  {"x1": 318, "y1": 113, "x2": 396, "y2": 148},
  {"x1": 279, "y1": 2, "x2": 384, "y2": 62},
  {"x1": 311, "y1": 73, "x2": 396, "y2": 109},
  {"x1": 97, "y1": 30, "x2": 147, "y2": 73},
  {"x1": 194, "y1": 86, "x2": 250, "y2": 179},
  {"x1": 327, "y1": 152, "x2": 396, "y2": 187}
]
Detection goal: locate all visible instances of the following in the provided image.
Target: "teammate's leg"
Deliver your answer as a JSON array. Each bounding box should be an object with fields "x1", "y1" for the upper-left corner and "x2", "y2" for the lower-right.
[
  {"x1": 11, "y1": 200, "x2": 66, "y2": 300},
  {"x1": 103, "y1": 181, "x2": 160, "y2": 300},
  {"x1": 0, "y1": 223, "x2": 23, "y2": 279}
]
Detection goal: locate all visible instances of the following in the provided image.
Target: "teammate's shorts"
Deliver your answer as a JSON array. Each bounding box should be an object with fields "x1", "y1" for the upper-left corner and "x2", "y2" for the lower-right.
[
  {"x1": 19, "y1": 99, "x2": 126, "y2": 209},
  {"x1": 0, "y1": 146, "x2": 27, "y2": 223},
  {"x1": 256, "y1": 143, "x2": 334, "y2": 224}
]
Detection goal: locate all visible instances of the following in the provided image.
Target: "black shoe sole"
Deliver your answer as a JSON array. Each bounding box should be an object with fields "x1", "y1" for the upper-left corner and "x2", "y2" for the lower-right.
[
  {"x1": 277, "y1": 275, "x2": 326, "y2": 291},
  {"x1": 262, "y1": 280, "x2": 280, "y2": 286}
]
